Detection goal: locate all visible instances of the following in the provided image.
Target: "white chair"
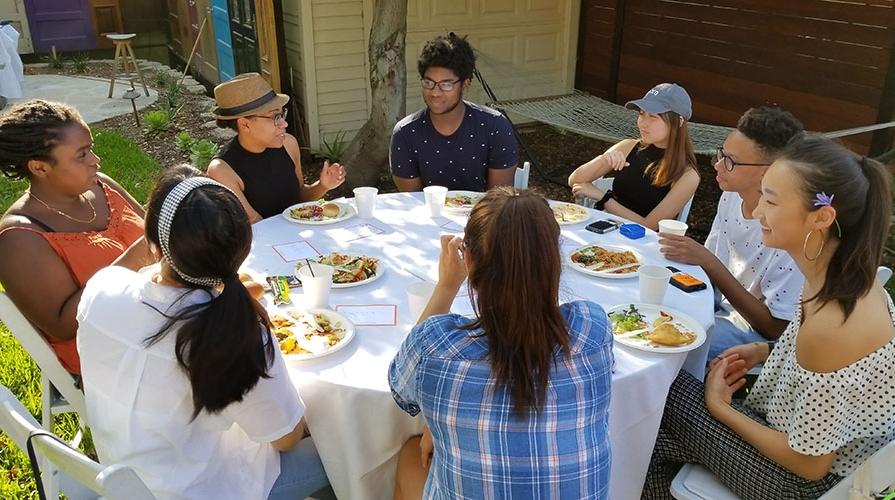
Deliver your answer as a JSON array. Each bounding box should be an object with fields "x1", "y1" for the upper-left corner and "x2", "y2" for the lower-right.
[
  {"x1": 514, "y1": 161, "x2": 530, "y2": 189},
  {"x1": 877, "y1": 266, "x2": 893, "y2": 286},
  {"x1": 576, "y1": 177, "x2": 693, "y2": 223},
  {"x1": 0, "y1": 385, "x2": 156, "y2": 500},
  {"x1": 670, "y1": 438, "x2": 895, "y2": 499},
  {"x1": 0, "y1": 290, "x2": 87, "y2": 496}
]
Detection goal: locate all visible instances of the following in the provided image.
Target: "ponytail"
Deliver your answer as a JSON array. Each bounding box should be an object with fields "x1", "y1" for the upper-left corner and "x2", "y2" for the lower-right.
[{"x1": 143, "y1": 165, "x2": 273, "y2": 419}]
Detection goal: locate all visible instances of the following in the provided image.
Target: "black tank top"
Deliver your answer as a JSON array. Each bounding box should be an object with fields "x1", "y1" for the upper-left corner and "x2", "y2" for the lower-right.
[
  {"x1": 612, "y1": 143, "x2": 669, "y2": 218},
  {"x1": 216, "y1": 137, "x2": 302, "y2": 219}
]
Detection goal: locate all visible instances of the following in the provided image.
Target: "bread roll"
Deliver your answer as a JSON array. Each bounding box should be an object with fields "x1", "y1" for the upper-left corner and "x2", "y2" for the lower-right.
[
  {"x1": 322, "y1": 203, "x2": 341, "y2": 218},
  {"x1": 244, "y1": 280, "x2": 265, "y2": 300}
]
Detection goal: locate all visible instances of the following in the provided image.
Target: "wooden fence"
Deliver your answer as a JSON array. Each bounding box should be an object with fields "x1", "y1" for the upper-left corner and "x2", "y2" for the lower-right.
[{"x1": 576, "y1": 0, "x2": 895, "y2": 154}]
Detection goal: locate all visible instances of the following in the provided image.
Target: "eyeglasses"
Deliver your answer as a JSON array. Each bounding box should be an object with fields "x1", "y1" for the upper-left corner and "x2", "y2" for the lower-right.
[
  {"x1": 716, "y1": 147, "x2": 770, "y2": 172},
  {"x1": 421, "y1": 78, "x2": 461, "y2": 92},
  {"x1": 251, "y1": 108, "x2": 288, "y2": 125}
]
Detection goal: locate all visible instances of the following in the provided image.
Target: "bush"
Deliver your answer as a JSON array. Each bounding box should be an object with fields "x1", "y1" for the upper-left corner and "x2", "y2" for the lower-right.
[
  {"x1": 153, "y1": 70, "x2": 173, "y2": 89},
  {"x1": 175, "y1": 130, "x2": 195, "y2": 153},
  {"x1": 144, "y1": 110, "x2": 170, "y2": 133},
  {"x1": 312, "y1": 130, "x2": 348, "y2": 163},
  {"x1": 43, "y1": 51, "x2": 64, "y2": 69},
  {"x1": 71, "y1": 52, "x2": 90, "y2": 73},
  {"x1": 160, "y1": 80, "x2": 183, "y2": 115},
  {"x1": 190, "y1": 139, "x2": 219, "y2": 171}
]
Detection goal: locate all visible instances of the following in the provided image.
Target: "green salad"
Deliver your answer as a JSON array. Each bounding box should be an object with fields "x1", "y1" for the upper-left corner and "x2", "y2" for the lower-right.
[{"x1": 609, "y1": 304, "x2": 648, "y2": 335}]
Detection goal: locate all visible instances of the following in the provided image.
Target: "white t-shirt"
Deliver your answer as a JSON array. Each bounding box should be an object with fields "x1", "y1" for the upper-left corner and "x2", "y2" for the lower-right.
[
  {"x1": 705, "y1": 191, "x2": 802, "y2": 321},
  {"x1": 77, "y1": 265, "x2": 304, "y2": 500}
]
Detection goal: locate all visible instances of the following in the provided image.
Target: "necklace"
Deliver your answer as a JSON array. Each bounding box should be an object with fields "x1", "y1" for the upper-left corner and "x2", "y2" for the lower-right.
[{"x1": 27, "y1": 190, "x2": 97, "y2": 224}]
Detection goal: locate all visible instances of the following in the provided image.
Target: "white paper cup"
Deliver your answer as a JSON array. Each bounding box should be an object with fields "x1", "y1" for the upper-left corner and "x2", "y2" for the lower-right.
[
  {"x1": 658, "y1": 219, "x2": 688, "y2": 236},
  {"x1": 423, "y1": 186, "x2": 448, "y2": 217},
  {"x1": 406, "y1": 281, "x2": 437, "y2": 323},
  {"x1": 639, "y1": 265, "x2": 673, "y2": 305},
  {"x1": 296, "y1": 263, "x2": 334, "y2": 309},
  {"x1": 353, "y1": 187, "x2": 378, "y2": 218}
]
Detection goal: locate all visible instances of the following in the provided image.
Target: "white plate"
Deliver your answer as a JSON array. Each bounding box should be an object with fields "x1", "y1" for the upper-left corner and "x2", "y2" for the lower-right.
[
  {"x1": 296, "y1": 254, "x2": 385, "y2": 289},
  {"x1": 550, "y1": 201, "x2": 591, "y2": 225},
  {"x1": 281, "y1": 201, "x2": 356, "y2": 225},
  {"x1": 566, "y1": 244, "x2": 641, "y2": 279},
  {"x1": 607, "y1": 303, "x2": 706, "y2": 354},
  {"x1": 271, "y1": 308, "x2": 356, "y2": 361},
  {"x1": 443, "y1": 190, "x2": 484, "y2": 213}
]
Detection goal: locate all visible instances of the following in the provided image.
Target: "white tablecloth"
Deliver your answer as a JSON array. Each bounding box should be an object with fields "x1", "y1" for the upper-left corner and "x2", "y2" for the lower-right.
[{"x1": 244, "y1": 192, "x2": 715, "y2": 500}]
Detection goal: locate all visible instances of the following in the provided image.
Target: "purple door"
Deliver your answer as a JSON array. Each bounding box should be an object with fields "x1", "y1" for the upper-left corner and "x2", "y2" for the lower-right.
[{"x1": 24, "y1": 0, "x2": 95, "y2": 53}]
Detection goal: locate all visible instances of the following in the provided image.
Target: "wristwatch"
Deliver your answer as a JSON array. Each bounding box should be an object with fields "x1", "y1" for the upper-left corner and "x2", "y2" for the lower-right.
[{"x1": 594, "y1": 190, "x2": 614, "y2": 211}]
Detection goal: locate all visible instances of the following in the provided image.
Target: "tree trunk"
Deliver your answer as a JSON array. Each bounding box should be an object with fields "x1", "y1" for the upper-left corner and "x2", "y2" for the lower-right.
[{"x1": 342, "y1": 0, "x2": 408, "y2": 189}]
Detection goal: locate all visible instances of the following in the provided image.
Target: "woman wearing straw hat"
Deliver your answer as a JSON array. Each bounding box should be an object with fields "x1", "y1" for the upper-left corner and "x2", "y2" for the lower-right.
[{"x1": 208, "y1": 73, "x2": 345, "y2": 223}]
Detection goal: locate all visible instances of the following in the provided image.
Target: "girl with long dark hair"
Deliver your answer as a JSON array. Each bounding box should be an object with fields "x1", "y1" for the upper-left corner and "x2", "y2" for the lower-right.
[
  {"x1": 77, "y1": 166, "x2": 329, "y2": 499},
  {"x1": 389, "y1": 187, "x2": 614, "y2": 499},
  {"x1": 643, "y1": 136, "x2": 895, "y2": 499}
]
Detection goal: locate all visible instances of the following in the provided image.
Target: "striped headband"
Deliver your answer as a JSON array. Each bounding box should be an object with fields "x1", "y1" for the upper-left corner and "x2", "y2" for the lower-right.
[{"x1": 157, "y1": 177, "x2": 233, "y2": 287}]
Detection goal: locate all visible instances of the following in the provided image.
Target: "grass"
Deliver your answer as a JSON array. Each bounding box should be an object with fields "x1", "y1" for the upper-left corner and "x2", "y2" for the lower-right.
[{"x1": 0, "y1": 128, "x2": 159, "y2": 498}]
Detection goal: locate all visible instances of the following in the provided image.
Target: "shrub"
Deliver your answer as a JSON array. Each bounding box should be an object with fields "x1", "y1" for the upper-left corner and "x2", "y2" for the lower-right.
[
  {"x1": 153, "y1": 70, "x2": 173, "y2": 89},
  {"x1": 43, "y1": 51, "x2": 64, "y2": 69},
  {"x1": 175, "y1": 130, "x2": 195, "y2": 153},
  {"x1": 144, "y1": 110, "x2": 170, "y2": 133},
  {"x1": 190, "y1": 139, "x2": 219, "y2": 171},
  {"x1": 71, "y1": 52, "x2": 90, "y2": 73},
  {"x1": 311, "y1": 130, "x2": 348, "y2": 163},
  {"x1": 160, "y1": 80, "x2": 183, "y2": 115}
]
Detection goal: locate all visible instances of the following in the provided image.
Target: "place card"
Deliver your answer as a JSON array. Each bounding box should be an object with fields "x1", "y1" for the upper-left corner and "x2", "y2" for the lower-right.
[
  {"x1": 335, "y1": 304, "x2": 398, "y2": 326},
  {"x1": 272, "y1": 240, "x2": 322, "y2": 262},
  {"x1": 326, "y1": 223, "x2": 387, "y2": 243},
  {"x1": 439, "y1": 220, "x2": 464, "y2": 233}
]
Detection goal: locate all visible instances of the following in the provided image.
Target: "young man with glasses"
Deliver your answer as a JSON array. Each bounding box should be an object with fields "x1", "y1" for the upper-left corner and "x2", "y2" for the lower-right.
[
  {"x1": 208, "y1": 73, "x2": 345, "y2": 223},
  {"x1": 390, "y1": 33, "x2": 518, "y2": 192},
  {"x1": 659, "y1": 107, "x2": 805, "y2": 369}
]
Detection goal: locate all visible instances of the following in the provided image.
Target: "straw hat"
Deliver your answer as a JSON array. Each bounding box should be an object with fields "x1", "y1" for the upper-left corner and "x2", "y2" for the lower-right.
[{"x1": 213, "y1": 73, "x2": 289, "y2": 120}]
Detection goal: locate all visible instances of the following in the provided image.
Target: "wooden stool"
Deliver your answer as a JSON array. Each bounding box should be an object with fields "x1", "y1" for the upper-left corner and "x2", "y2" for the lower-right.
[{"x1": 106, "y1": 33, "x2": 149, "y2": 98}]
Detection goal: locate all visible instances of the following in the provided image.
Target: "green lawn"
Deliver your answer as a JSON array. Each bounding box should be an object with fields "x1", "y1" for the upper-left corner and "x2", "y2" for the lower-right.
[{"x1": 0, "y1": 128, "x2": 159, "y2": 498}]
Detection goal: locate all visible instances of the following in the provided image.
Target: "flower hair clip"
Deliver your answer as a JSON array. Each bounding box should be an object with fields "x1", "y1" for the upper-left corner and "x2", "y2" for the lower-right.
[{"x1": 813, "y1": 192, "x2": 842, "y2": 237}]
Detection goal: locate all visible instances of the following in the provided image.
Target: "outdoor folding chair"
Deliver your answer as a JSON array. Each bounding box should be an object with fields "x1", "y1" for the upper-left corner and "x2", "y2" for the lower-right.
[
  {"x1": 0, "y1": 290, "x2": 87, "y2": 496},
  {"x1": 0, "y1": 384, "x2": 156, "y2": 500},
  {"x1": 670, "y1": 437, "x2": 895, "y2": 499},
  {"x1": 877, "y1": 266, "x2": 893, "y2": 286},
  {"x1": 514, "y1": 161, "x2": 530, "y2": 189}
]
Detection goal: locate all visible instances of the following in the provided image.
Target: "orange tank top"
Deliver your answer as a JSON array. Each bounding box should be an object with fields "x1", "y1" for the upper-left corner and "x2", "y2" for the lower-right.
[{"x1": 0, "y1": 182, "x2": 144, "y2": 374}]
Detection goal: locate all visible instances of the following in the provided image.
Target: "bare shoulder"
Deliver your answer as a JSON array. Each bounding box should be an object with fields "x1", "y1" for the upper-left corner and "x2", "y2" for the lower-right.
[
  {"x1": 207, "y1": 158, "x2": 243, "y2": 186},
  {"x1": 283, "y1": 133, "x2": 302, "y2": 162},
  {"x1": 798, "y1": 289, "x2": 895, "y2": 372}
]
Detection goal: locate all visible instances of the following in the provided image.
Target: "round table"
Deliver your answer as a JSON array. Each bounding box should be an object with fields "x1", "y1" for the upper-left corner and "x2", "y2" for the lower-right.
[{"x1": 243, "y1": 192, "x2": 715, "y2": 500}]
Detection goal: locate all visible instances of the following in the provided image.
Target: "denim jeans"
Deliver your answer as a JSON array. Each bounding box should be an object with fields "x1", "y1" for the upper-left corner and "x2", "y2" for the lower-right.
[
  {"x1": 267, "y1": 437, "x2": 330, "y2": 500},
  {"x1": 707, "y1": 287, "x2": 765, "y2": 361}
]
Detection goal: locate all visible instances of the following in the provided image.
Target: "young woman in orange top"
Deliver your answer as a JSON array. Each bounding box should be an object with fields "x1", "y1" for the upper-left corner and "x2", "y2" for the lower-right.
[{"x1": 0, "y1": 100, "x2": 152, "y2": 374}]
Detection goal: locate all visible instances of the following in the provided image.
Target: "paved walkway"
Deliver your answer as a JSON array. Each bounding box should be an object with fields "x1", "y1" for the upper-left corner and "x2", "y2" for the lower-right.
[{"x1": 8, "y1": 74, "x2": 158, "y2": 124}]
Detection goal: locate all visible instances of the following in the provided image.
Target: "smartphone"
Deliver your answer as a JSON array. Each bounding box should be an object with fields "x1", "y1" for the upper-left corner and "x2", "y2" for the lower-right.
[
  {"x1": 666, "y1": 266, "x2": 707, "y2": 292},
  {"x1": 586, "y1": 220, "x2": 618, "y2": 234}
]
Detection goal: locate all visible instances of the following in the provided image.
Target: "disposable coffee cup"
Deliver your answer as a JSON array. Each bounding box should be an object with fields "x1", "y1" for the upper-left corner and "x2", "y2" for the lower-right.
[
  {"x1": 353, "y1": 187, "x2": 378, "y2": 218},
  {"x1": 423, "y1": 186, "x2": 448, "y2": 217},
  {"x1": 658, "y1": 219, "x2": 688, "y2": 236},
  {"x1": 406, "y1": 281, "x2": 437, "y2": 323},
  {"x1": 296, "y1": 263, "x2": 334, "y2": 309},
  {"x1": 639, "y1": 265, "x2": 673, "y2": 305}
]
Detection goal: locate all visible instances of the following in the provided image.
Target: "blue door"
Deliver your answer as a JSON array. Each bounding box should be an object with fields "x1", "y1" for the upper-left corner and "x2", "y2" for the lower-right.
[{"x1": 211, "y1": 0, "x2": 235, "y2": 82}]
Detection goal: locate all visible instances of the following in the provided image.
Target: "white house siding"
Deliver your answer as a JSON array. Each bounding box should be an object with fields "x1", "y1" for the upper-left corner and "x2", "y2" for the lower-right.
[{"x1": 284, "y1": 0, "x2": 579, "y2": 150}]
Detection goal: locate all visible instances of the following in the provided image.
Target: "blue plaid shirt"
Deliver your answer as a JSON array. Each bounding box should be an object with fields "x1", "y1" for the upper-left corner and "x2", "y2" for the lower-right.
[{"x1": 389, "y1": 301, "x2": 613, "y2": 499}]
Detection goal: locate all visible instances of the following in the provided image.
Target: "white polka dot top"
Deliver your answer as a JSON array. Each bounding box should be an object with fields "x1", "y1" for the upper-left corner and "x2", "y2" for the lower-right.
[{"x1": 747, "y1": 294, "x2": 895, "y2": 476}]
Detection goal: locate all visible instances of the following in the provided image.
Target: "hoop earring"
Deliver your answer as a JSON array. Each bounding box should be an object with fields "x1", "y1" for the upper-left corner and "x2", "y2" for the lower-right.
[{"x1": 803, "y1": 229, "x2": 825, "y2": 261}]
